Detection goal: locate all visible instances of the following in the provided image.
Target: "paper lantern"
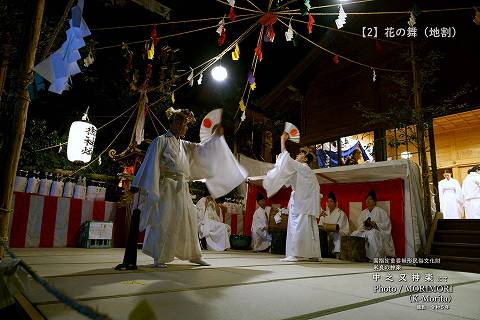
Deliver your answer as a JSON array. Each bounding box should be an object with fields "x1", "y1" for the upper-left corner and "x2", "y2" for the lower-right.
[{"x1": 67, "y1": 121, "x2": 97, "y2": 163}]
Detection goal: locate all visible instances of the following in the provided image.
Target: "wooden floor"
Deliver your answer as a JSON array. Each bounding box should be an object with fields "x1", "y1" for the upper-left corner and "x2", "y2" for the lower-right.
[{"x1": 12, "y1": 248, "x2": 480, "y2": 320}]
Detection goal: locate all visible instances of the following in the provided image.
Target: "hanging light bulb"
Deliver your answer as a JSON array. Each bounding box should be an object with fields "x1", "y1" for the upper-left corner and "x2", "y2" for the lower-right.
[{"x1": 211, "y1": 65, "x2": 227, "y2": 81}]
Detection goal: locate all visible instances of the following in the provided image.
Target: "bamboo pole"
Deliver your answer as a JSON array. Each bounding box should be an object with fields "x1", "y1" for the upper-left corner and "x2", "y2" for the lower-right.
[
  {"x1": 410, "y1": 41, "x2": 433, "y2": 232},
  {"x1": 0, "y1": 0, "x2": 45, "y2": 258}
]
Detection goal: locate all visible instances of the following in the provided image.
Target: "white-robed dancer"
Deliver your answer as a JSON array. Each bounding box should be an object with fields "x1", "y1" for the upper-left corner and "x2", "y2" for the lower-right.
[
  {"x1": 462, "y1": 165, "x2": 480, "y2": 219},
  {"x1": 196, "y1": 196, "x2": 231, "y2": 251},
  {"x1": 438, "y1": 170, "x2": 463, "y2": 219},
  {"x1": 251, "y1": 193, "x2": 272, "y2": 252},
  {"x1": 263, "y1": 132, "x2": 321, "y2": 262},
  {"x1": 352, "y1": 190, "x2": 395, "y2": 260},
  {"x1": 319, "y1": 191, "x2": 349, "y2": 258},
  {"x1": 132, "y1": 108, "x2": 247, "y2": 268}
]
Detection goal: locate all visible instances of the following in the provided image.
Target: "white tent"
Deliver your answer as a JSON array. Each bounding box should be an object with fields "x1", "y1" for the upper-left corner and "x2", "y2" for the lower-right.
[{"x1": 247, "y1": 160, "x2": 427, "y2": 258}]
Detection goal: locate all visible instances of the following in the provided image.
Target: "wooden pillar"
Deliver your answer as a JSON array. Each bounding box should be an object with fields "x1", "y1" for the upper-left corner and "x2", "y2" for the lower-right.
[
  {"x1": 428, "y1": 120, "x2": 440, "y2": 213},
  {"x1": 0, "y1": 0, "x2": 45, "y2": 258},
  {"x1": 411, "y1": 41, "x2": 433, "y2": 230}
]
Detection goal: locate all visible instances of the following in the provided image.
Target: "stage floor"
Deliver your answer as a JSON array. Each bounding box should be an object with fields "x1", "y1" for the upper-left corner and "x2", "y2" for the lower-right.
[{"x1": 12, "y1": 248, "x2": 480, "y2": 320}]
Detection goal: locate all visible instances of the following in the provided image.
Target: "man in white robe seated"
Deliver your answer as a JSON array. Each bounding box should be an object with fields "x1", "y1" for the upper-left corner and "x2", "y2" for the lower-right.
[
  {"x1": 251, "y1": 193, "x2": 272, "y2": 252},
  {"x1": 438, "y1": 169, "x2": 463, "y2": 219},
  {"x1": 319, "y1": 191, "x2": 349, "y2": 259},
  {"x1": 462, "y1": 165, "x2": 480, "y2": 219},
  {"x1": 352, "y1": 190, "x2": 395, "y2": 261},
  {"x1": 132, "y1": 107, "x2": 247, "y2": 268},
  {"x1": 196, "y1": 195, "x2": 231, "y2": 251},
  {"x1": 263, "y1": 132, "x2": 321, "y2": 262}
]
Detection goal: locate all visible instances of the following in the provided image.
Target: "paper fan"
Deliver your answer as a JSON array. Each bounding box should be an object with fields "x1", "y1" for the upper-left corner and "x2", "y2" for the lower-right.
[
  {"x1": 200, "y1": 108, "x2": 223, "y2": 142},
  {"x1": 284, "y1": 122, "x2": 300, "y2": 143}
]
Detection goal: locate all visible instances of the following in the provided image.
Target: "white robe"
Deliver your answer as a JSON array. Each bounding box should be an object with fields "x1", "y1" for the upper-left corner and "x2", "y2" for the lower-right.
[
  {"x1": 196, "y1": 197, "x2": 231, "y2": 251},
  {"x1": 438, "y1": 178, "x2": 463, "y2": 219},
  {"x1": 462, "y1": 172, "x2": 480, "y2": 219},
  {"x1": 251, "y1": 207, "x2": 272, "y2": 251},
  {"x1": 352, "y1": 206, "x2": 395, "y2": 260},
  {"x1": 263, "y1": 151, "x2": 321, "y2": 259},
  {"x1": 319, "y1": 207, "x2": 350, "y2": 253},
  {"x1": 132, "y1": 131, "x2": 247, "y2": 263}
]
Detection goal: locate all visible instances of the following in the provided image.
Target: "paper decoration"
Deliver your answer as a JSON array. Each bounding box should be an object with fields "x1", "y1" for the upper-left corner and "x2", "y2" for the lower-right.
[
  {"x1": 187, "y1": 68, "x2": 194, "y2": 87},
  {"x1": 200, "y1": 108, "x2": 223, "y2": 142},
  {"x1": 259, "y1": 13, "x2": 277, "y2": 43},
  {"x1": 304, "y1": 0, "x2": 311, "y2": 11},
  {"x1": 67, "y1": 121, "x2": 97, "y2": 163},
  {"x1": 474, "y1": 9, "x2": 480, "y2": 25},
  {"x1": 239, "y1": 99, "x2": 246, "y2": 112},
  {"x1": 335, "y1": 4, "x2": 347, "y2": 29},
  {"x1": 247, "y1": 71, "x2": 255, "y2": 84},
  {"x1": 151, "y1": 24, "x2": 160, "y2": 46},
  {"x1": 255, "y1": 43, "x2": 263, "y2": 61},
  {"x1": 285, "y1": 20, "x2": 294, "y2": 41},
  {"x1": 265, "y1": 26, "x2": 276, "y2": 42},
  {"x1": 58, "y1": 145, "x2": 63, "y2": 153},
  {"x1": 408, "y1": 12, "x2": 416, "y2": 27},
  {"x1": 98, "y1": 157, "x2": 102, "y2": 165},
  {"x1": 284, "y1": 122, "x2": 300, "y2": 143},
  {"x1": 34, "y1": 0, "x2": 91, "y2": 94},
  {"x1": 218, "y1": 29, "x2": 226, "y2": 46},
  {"x1": 232, "y1": 43, "x2": 240, "y2": 60},
  {"x1": 250, "y1": 82, "x2": 256, "y2": 90},
  {"x1": 333, "y1": 54, "x2": 340, "y2": 64},
  {"x1": 146, "y1": 41, "x2": 155, "y2": 60},
  {"x1": 83, "y1": 50, "x2": 94, "y2": 67},
  {"x1": 308, "y1": 14, "x2": 314, "y2": 34},
  {"x1": 229, "y1": 6, "x2": 236, "y2": 21},
  {"x1": 228, "y1": 0, "x2": 235, "y2": 6},
  {"x1": 241, "y1": 111, "x2": 246, "y2": 122},
  {"x1": 171, "y1": 92, "x2": 175, "y2": 104},
  {"x1": 372, "y1": 68, "x2": 376, "y2": 82},
  {"x1": 197, "y1": 72, "x2": 203, "y2": 85}
]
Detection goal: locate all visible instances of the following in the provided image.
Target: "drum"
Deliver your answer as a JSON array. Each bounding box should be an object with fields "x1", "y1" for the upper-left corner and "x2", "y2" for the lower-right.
[{"x1": 340, "y1": 235, "x2": 367, "y2": 262}]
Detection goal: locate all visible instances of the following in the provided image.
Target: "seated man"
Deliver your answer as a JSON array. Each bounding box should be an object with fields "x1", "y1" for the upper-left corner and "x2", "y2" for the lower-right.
[
  {"x1": 319, "y1": 191, "x2": 349, "y2": 259},
  {"x1": 196, "y1": 195, "x2": 231, "y2": 251},
  {"x1": 251, "y1": 193, "x2": 272, "y2": 252},
  {"x1": 351, "y1": 190, "x2": 395, "y2": 260}
]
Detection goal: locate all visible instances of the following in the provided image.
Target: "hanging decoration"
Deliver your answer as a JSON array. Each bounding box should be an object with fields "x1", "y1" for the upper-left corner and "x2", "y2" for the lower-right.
[
  {"x1": 197, "y1": 72, "x2": 203, "y2": 85},
  {"x1": 228, "y1": 0, "x2": 235, "y2": 6},
  {"x1": 146, "y1": 41, "x2": 155, "y2": 60},
  {"x1": 187, "y1": 67, "x2": 194, "y2": 86},
  {"x1": 335, "y1": 4, "x2": 347, "y2": 29},
  {"x1": 229, "y1": 7, "x2": 237, "y2": 21},
  {"x1": 247, "y1": 71, "x2": 255, "y2": 84},
  {"x1": 255, "y1": 43, "x2": 263, "y2": 61},
  {"x1": 239, "y1": 99, "x2": 246, "y2": 112},
  {"x1": 232, "y1": 42, "x2": 240, "y2": 60},
  {"x1": 307, "y1": 14, "x2": 314, "y2": 34},
  {"x1": 408, "y1": 11, "x2": 416, "y2": 27},
  {"x1": 217, "y1": 16, "x2": 226, "y2": 46},
  {"x1": 83, "y1": 50, "x2": 94, "y2": 67},
  {"x1": 151, "y1": 24, "x2": 160, "y2": 46},
  {"x1": 259, "y1": 12, "x2": 278, "y2": 43},
  {"x1": 34, "y1": 0, "x2": 91, "y2": 94},
  {"x1": 333, "y1": 54, "x2": 340, "y2": 64},
  {"x1": 250, "y1": 82, "x2": 256, "y2": 90},
  {"x1": 98, "y1": 157, "x2": 102, "y2": 165},
  {"x1": 171, "y1": 92, "x2": 175, "y2": 104},
  {"x1": 67, "y1": 108, "x2": 97, "y2": 163},
  {"x1": 285, "y1": 18, "x2": 294, "y2": 41},
  {"x1": 372, "y1": 68, "x2": 377, "y2": 82},
  {"x1": 474, "y1": 8, "x2": 480, "y2": 25}
]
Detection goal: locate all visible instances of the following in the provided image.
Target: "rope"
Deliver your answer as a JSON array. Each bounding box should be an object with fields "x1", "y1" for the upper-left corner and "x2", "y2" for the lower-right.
[
  {"x1": 1, "y1": 243, "x2": 112, "y2": 320},
  {"x1": 146, "y1": 108, "x2": 160, "y2": 136},
  {"x1": 244, "y1": 0, "x2": 262, "y2": 12},
  {"x1": 275, "y1": 0, "x2": 377, "y2": 13},
  {"x1": 276, "y1": 5, "x2": 477, "y2": 15},
  {"x1": 277, "y1": 18, "x2": 410, "y2": 73},
  {"x1": 91, "y1": 13, "x2": 255, "y2": 31},
  {"x1": 276, "y1": 14, "x2": 409, "y2": 47},
  {"x1": 216, "y1": 0, "x2": 262, "y2": 14},
  {"x1": 96, "y1": 14, "x2": 261, "y2": 50}
]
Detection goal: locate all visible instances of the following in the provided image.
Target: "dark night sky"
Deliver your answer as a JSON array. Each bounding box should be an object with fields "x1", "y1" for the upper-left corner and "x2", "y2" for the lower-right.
[{"x1": 27, "y1": 0, "x2": 480, "y2": 152}]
